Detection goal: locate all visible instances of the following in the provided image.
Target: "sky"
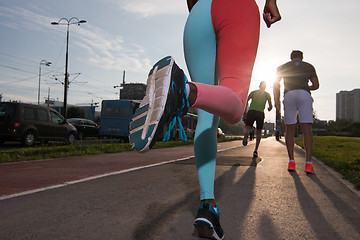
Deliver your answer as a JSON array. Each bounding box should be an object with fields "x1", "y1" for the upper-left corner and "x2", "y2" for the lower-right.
[{"x1": 0, "y1": 0, "x2": 360, "y2": 122}]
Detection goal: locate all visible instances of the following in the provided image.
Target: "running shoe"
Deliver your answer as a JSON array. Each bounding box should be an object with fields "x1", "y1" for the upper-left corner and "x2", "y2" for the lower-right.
[
  {"x1": 194, "y1": 203, "x2": 224, "y2": 240},
  {"x1": 288, "y1": 160, "x2": 296, "y2": 171},
  {"x1": 253, "y1": 150, "x2": 258, "y2": 158},
  {"x1": 305, "y1": 162, "x2": 315, "y2": 173},
  {"x1": 129, "y1": 56, "x2": 189, "y2": 152},
  {"x1": 242, "y1": 134, "x2": 248, "y2": 146}
]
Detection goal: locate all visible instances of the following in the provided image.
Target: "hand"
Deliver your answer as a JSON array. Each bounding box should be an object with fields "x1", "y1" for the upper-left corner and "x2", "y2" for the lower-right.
[{"x1": 263, "y1": 0, "x2": 281, "y2": 28}]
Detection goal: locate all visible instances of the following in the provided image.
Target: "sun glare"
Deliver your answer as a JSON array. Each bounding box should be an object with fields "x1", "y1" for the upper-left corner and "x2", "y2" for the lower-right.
[{"x1": 251, "y1": 62, "x2": 278, "y2": 90}]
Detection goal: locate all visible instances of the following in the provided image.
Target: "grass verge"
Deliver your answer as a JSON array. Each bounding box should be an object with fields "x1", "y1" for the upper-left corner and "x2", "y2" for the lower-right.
[
  {"x1": 0, "y1": 137, "x2": 241, "y2": 164},
  {"x1": 295, "y1": 136, "x2": 360, "y2": 190}
]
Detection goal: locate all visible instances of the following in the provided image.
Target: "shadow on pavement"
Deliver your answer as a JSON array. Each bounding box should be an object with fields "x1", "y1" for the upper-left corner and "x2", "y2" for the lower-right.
[
  {"x1": 307, "y1": 174, "x2": 360, "y2": 236},
  {"x1": 289, "y1": 171, "x2": 342, "y2": 239},
  {"x1": 133, "y1": 163, "x2": 242, "y2": 239},
  {"x1": 259, "y1": 213, "x2": 282, "y2": 240},
  {"x1": 276, "y1": 139, "x2": 286, "y2": 146},
  {"x1": 133, "y1": 156, "x2": 261, "y2": 239},
  {"x1": 215, "y1": 157, "x2": 280, "y2": 239},
  {"x1": 132, "y1": 166, "x2": 199, "y2": 239}
]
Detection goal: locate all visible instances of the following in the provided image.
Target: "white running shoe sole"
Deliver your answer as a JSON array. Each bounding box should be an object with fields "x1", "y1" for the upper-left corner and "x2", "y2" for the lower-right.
[
  {"x1": 194, "y1": 218, "x2": 224, "y2": 240},
  {"x1": 129, "y1": 56, "x2": 174, "y2": 152}
]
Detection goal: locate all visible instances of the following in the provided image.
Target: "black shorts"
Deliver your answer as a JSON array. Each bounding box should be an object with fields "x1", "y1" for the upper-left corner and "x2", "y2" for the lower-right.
[{"x1": 245, "y1": 110, "x2": 265, "y2": 129}]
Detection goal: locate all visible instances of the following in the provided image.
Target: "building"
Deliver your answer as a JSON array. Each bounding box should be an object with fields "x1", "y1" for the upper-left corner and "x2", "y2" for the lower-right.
[
  {"x1": 336, "y1": 89, "x2": 360, "y2": 122},
  {"x1": 120, "y1": 83, "x2": 146, "y2": 100}
]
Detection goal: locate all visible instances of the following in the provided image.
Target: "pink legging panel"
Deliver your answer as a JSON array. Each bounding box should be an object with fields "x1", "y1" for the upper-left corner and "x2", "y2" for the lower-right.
[{"x1": 191, "y1": 0, "x2": 260, "y2": 124}]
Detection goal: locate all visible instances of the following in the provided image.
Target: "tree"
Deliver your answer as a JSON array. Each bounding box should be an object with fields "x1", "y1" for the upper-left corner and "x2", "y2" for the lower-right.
[
  {"x1": 218, "y1": 118, "x2": 244, "y2": 135},
  {"x1": 327, "y1": 119, "x2": 351, "y2": 133}
]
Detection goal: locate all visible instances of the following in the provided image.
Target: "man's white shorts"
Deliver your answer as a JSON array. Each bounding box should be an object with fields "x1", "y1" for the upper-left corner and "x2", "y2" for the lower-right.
[{"x1": 283, "y1": 89, "x2": 314, "y2": 125}]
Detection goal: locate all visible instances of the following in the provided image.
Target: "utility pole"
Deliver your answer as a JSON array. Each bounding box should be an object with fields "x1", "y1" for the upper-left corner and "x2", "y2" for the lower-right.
[
  {"x1": 51, "y1": 17, "x2": 86, "y2": 117},
  {"x1": 114, "y1": 70, "x2": 125, "y2": 100},
  {"x1": 47, "y1": 87, "x2": 50, "y2": 107}
]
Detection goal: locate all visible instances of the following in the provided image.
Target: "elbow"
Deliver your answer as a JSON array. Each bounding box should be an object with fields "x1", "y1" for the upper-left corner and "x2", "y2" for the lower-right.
[
  {"x1": 316, "y1": 82, "x2": 320, "y2": 90},
  {"x1": 313, "y1": 83, "x2": 319, "y2": 90}
]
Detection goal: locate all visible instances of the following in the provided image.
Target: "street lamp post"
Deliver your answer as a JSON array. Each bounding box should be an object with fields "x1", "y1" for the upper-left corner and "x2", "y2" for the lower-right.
[
  {"x1": 38, "y1": 60, "x2": 51, "y2": 105},
  {"x1": 51, "y1": 17, "x2": 86, "y2": 117}
]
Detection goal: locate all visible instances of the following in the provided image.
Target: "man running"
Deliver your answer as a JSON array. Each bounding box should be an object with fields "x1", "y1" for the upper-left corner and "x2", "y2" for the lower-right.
[
  {"x1": 243, "y1": 81, "x2": 272, "y2": 158},
  {"x1": 274, "y1": 50, "x2": 319, "y2": 173}
]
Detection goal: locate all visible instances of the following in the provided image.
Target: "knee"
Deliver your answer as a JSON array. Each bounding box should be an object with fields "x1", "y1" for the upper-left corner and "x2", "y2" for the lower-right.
[{"x1": 226, "y1": 111, "x2": 243, "y2": 124}]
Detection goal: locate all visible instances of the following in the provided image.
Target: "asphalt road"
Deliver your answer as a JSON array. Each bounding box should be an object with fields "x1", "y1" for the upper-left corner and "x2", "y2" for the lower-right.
[
  {"x1": 0, "y1": 138, "x2": 122, "y2": 151},
  {"x1": 1, "y1": 138, "x2": 360, "y2": 240}
]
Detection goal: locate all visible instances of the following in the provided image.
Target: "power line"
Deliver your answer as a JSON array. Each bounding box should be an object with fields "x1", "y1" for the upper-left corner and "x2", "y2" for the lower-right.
[
  {"x1": 0, "y1": 70, "x2": 54, "y2": 86},
  {"x1": 0, "y1": 63, "x2": 35, "y2": 75},
  {"x1": 0, "y1": 57, "x2": 36, "y2": 70},
  {"x1": 81, "y1": 73, "x2": 117, "y2": 94},
  {"x1": 0, "y1": 51, "x2": 38, "y2": 65},
  {"x1": 0, "y1": 75, "x2": 38, "y2": 85}
]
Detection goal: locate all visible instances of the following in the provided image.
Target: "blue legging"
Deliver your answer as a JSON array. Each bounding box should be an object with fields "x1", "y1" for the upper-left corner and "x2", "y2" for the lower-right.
[
  {"x1": 184, "y1": 0, "x2": 218, "y2": 200},
  {"x1": 184, "y1": 0, "x2": 260, "y2": 200}
]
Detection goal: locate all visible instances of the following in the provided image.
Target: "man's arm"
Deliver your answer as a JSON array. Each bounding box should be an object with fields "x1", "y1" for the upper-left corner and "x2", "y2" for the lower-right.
[
  {"x1": 244, "y1": 91, "x2": 254, "y2": 114},
  {"x1": 267, "y1": 93, "x2": 273, "y2": 111},
  {"x1": 273, "y1": 75, "x2": 281, "y2": 110},
  {"x1": 247, "y1": 91, "x2": 254, "y2": 105},
  {"x1": 187, "y1": 0, "x2": 198, "y2": 12},
  {"x1": 309, "y1": 76, "x2": 319, "y2": 91},
  {"x1": 247, "y1": 91, "x2": 254, "y2": 101}
]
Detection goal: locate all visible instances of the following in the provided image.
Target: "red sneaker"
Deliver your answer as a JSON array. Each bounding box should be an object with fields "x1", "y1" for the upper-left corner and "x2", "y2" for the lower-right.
[
  {"x1": 288, "y1": 161, "x2": 296, "y2": 171},
  {"x1": 305, "y1": 162, "x2": 315, "y2": 173}
]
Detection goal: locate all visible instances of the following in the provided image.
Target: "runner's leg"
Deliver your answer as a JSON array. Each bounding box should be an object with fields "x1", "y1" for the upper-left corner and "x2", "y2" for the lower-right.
[
  {"x1": 184, "y1": 0, "x2": 218, "y2": 201},
  {"x1": 255, "y1": 129, "x2": 262, "y2": 151},
  {"x1": 184, "y1": 0, "x2": 260, "y2": 199},
  {"x1": 301, "y1": 123, "x2": 313, "y2": 162},
  {"x1": 285, "y1": 124, "x2": 296, "y2": 161},
  {"x1": 297, "y1": 90, "x2": 314, "y2": 163},
  {"x1": 254, "y1": 111, "x2": 264, "y2": 151}
]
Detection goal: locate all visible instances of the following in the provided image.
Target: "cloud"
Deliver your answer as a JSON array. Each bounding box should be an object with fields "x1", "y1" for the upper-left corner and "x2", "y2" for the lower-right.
[
  {"x1": 0, "y1": 6, "x2": 54, "y2": 32},
  {"x1": 0, "y1": 5, "x2": 152, "y2": 74},
  {"x1": 104, "y1": 0, "x2": 187, "y2": 17},
  {"x1": 75, "y1": 25, "x2": 152, "y2": 73}
]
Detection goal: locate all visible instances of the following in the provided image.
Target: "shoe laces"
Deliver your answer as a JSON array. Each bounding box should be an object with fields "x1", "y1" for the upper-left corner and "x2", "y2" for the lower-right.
[{"x1": 163, "y1": 73, "x2": 189, "y2": 142}]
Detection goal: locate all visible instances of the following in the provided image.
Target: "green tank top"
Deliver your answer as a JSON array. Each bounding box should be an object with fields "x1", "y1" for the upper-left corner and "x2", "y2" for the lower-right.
[{"x1": 248, "y1": 90, "x2": 271, "y2": 112}]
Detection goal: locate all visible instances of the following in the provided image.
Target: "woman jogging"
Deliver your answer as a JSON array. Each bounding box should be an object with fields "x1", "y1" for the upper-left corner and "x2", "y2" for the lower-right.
[{"x1": 129, "y1": 0, "x2": 281, "y2": 239}]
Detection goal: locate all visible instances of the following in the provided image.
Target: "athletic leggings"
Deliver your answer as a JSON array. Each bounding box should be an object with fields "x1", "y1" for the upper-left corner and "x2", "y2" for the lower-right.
[{"x1": 183, "y1": 0, "x2": 260, "y2": 200}]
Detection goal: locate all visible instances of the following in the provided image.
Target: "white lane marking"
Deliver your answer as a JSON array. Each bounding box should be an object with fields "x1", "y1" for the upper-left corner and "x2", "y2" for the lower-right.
[{"x1": 0, "y1": 145, "x2": 241, "y2": 201}]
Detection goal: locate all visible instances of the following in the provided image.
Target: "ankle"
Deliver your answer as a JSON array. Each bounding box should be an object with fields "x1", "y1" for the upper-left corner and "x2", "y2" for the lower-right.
[{"x1": 201, "y1": 199, "x2": 216, "y2": 206}]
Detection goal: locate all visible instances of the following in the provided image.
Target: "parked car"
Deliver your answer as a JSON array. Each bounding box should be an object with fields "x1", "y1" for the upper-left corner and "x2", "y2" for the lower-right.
[
  {"x1": 67, "y1": 118, "x2": 100, "y2": 140},
  {"x1": 217, "y1": 128, "x2": 225, "y2": 138},
  {"x1": 0, "y1": 102, "x2": 77, "y2": 146}
]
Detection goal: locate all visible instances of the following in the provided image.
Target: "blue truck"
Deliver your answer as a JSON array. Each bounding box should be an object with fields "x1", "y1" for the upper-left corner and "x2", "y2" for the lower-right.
[
  {"x1": 99, "y1": 100, "x2": 139, "y2": 140},
  {"x1": 100, "y1": 99, "x2": 197, "y2": 141}
]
